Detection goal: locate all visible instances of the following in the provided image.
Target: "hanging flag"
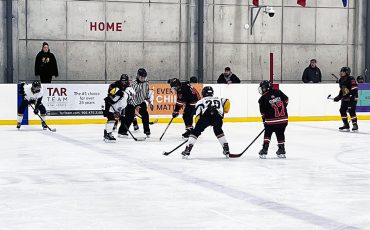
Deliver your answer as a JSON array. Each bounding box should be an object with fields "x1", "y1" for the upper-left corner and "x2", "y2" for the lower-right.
[
  {"x1": 342, "y1": 0, "x2": 347, "y2": 7},
  {"x1": 253, "y1": 0, "x2": 259, "y2": 7},
  {"x1": 297, "y1": 0, "x2": 306, "y2": 7}
]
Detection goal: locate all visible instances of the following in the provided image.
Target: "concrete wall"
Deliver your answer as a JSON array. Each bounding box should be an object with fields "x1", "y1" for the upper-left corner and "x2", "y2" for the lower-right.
[{"x1": 0, "y1": 0, "x2": 367, "y2": 83}]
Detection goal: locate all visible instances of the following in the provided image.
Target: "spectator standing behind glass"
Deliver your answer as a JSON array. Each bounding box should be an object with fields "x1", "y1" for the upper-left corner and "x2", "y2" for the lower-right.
[
  {"x1": 302, "y1": 59, "x2": 322, "y2": 83},
  {"x1": 217, "y1": 67, "x2": 241, "y2": 84},
  {"x1": 35, "y1": 42, "x2": 59, "y2": 83}
]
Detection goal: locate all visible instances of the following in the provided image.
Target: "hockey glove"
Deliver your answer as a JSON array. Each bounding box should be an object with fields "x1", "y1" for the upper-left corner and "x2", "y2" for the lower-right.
[
  {"x1": 34, "y1": 108, "x2": 39, "y2": 115},
  {"x1": 334, "y1": 97, "x2": 340, "y2": 102},
  {"x1": 172, "y1": 111, "x2": 179, "y2": 118}
]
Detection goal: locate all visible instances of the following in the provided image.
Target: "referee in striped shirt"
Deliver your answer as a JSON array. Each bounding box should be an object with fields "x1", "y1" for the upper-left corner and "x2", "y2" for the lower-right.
[{"x1": 118, "y1": 68, "x2": 154, "y2": 137}]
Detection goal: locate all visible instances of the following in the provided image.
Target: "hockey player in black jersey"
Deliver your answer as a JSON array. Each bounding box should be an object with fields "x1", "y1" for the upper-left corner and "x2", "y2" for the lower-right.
[
  {"x1": 181, "y1": 86, "x2": 231, "y2": 158},
  {"x1": 168, "y1": 78, "x2": 201, "y2": 138},
  {"x1": 333, "y1": 67, "x2": 359, "y2": 131},
  {"x1": 258, "y1": 80, "x2": 289, "y2": 159},
  {"x1": 103, "y1": 87, "x2": 129, "y2": 142},
  {"x1": 17, "y1": 81, "x2": 48, "y2": 130}
]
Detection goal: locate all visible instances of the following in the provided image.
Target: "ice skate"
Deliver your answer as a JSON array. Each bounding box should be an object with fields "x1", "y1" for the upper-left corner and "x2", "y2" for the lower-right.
[
  {"x1": 339, "y1": 123, "x2": 350, "y2": 132},
  {"x1": 104, "y1": 130, "x2": 116, "y2": 143},
  {"x1": 259, "y1": 148, "x2": 267, "y2": 159},
  {"x1": 16, "y1": 122, "x2": 21, "y2": 130},
  {"x1": 276, "y1": 145, "x2": 286, "y2": 158},
  {"x1": 118, "y1": 132, "x2": 129, "y2": 138},
  {"x1": 352, "y1": 122, "x2": 358, "y2": 132},
  {"x1": 181, "y1": 144, "x2": 193, "y2": 159},
  {"x1": 41, "y1": 122, "x2": 47, "y2": 130},
  {"x1": 223, "y1": 143, "x2": 230, "y2": 158}
]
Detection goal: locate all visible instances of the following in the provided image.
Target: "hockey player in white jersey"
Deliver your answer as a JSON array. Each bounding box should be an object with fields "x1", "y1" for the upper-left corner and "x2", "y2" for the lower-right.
[
  {"x1": 103, "y1": 87, "x2": 130, "y2": 142},
  {"x1": 17, "y1": 81, "x2": 47, "y2": 130},
  {"x1": 181, "y1": 86, "x2": 231, "y2": 158}
]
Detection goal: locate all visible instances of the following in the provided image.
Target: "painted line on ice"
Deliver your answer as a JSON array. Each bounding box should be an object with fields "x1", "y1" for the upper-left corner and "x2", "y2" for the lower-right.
[{"x1": 43, "y1": 132, "x2": 360, "y2": 230}]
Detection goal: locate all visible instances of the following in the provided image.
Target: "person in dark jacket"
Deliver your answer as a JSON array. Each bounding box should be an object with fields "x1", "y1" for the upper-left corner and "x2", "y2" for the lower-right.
[
  {"x1": 302, "y1": 59, "x2": 322, "y2": 83},
  {"x1": 35, "y1": 42, "x2": 59, "y2": 83},
  {"x1": 217, "y1": 67, "x2": 241, "y2": 84}
]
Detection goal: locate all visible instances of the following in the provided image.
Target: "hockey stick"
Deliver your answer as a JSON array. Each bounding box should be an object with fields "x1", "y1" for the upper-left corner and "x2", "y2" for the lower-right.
[
  {"x1": 108, "y1": 102, "x2": 146, "y2": 141},
  {"x1": 135, "y1": 114, "x2": 158, "y2": 125},
  {"x1": 229, "y1": 129, "x2": 265, "y2": 158},
  {"x1": 29, "y1": 104, "x2": 56, "y2": 132},
  {"x1": 163, "y1": 140, "x2": 188, "y2": 156},
  {"x1": 327, "y1": 94, "x2": 334, "y2": 101},
  {"x1": 330, "y1": 73, "x2": 339, "y2": 80},
  {"x1": 159, "y1": 117, "x2": 174, "y2": 141}
]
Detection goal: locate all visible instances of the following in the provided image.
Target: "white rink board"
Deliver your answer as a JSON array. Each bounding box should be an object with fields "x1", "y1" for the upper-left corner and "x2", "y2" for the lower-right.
[{"x1": 1, "y1": 83, "x2": 369, "y2": 123}]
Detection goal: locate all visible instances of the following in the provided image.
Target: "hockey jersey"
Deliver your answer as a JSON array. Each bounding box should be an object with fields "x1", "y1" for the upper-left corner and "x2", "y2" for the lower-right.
[
  {"x1": 22, "y1": 84, "x2": 43, "y2": 102},
  {"x1": 174, "y1": 81, "x2": 201, "y2": 112},
  {"x1": 336, "y1": 76, "x2": 358, "y2": 101},
  {"x1": 258, "y1": 89, "x2": 289, "y2": 125},
  {"x1": 105, "y1": 89, "x2": 129, "y2": 114},
  {"x1": 194, "y1": 96, "x2": 230, "y2": 118}
]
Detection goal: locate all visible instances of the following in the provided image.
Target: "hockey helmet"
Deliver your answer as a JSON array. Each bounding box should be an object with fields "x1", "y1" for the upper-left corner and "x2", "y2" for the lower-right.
[
  {"x1": 258, "y1": 80, "x2": 272, "y2": 95},
  {"x1": 137, "y1": 68, "x2": 147, "y2": 77},
  {"x1": 340, "y1": 67, "x2": 351, "y2": 76},
  {"x1": 31, "y1": 81, "x2": 41, "y2": 93},
  {"x1": 120, "y1": 74, "x2": 130, "y2": 87},
  {"x1": 190, "y1": 76, "x2": 198, "y2": 83},
  {"x1": 168, "y1": 78, "x2": 181, "y2": 88},
  {"x1": 357, "y1": 75, "x2": 365, "y2": 83},
  {"x1": 202, "y1": 86, "x2": 214, "y2": 97}
]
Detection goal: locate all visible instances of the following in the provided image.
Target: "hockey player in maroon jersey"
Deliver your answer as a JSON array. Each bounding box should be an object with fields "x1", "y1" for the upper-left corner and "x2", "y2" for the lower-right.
[
  {"x1": 168, "y1": 78, "x2": 201, "y2": 138},
  {"x1": 333, "y1": 67, "x2": 359, "y2": 131},
  {"x1": 258, "y1": 80, "x2": 289, "y2": 159}
]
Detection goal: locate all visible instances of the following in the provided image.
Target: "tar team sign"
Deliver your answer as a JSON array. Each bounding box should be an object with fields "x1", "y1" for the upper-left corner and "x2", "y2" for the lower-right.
[{"x1": 43, "y1": 84, "x2": 107, "y2": 116}]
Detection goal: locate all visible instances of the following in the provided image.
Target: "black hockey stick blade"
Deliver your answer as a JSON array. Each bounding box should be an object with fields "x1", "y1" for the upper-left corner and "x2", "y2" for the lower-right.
[
  {"x1": 327, "y1": 94, "x2": 334, "y2": 101},
  {"x1": 229, "y1": 129, "x2": 265, "y2": 158},
  {"x1": 163, "y1": 140, "x2": 188, "y2": 156},
  {"x1": 159, "y1": 118, "x2": 174, "y2": 141},
  {"x1": 150, "y1": 119, "x2": 159, "y2": 125}
]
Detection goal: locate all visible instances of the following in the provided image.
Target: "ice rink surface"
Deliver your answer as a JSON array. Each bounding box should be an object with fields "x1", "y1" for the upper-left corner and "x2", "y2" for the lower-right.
[{"x1": 0, "y1": 121, "x2": 369, "y2": 230}]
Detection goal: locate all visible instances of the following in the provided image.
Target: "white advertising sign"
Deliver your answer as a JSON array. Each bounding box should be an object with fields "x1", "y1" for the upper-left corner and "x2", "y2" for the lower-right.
[{"x1": 43, "y1": 84, "x2": 107, "y2": 116}]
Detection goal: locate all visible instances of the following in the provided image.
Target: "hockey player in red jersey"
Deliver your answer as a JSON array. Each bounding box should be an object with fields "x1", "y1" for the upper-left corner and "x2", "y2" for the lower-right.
[
  {"x1": 258, "y1": 80, "x2": 289, "y2": 159},
  {"x1": 333, "y1": 67, "x2": 359, "y2": 131},
  {"x1": 168, "y1": 78, "x2": 201, "y2": 138}
]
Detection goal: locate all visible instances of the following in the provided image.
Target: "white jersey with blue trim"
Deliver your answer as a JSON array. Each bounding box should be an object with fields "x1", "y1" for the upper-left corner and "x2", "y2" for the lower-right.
[
  {"x1": 194, "y1": 96, "x2": 228, "y2": 117},
  {"x1": 23, "y1": 84, "x2": 43, "y2": 101}
]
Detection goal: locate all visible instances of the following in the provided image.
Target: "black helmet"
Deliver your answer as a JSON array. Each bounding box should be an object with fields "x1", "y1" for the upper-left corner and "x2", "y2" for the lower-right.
[
  {"x1": 340, "y1": 67, "x2": 351, "y2": 75},
  {"x1": 357, "y1": 75, "x2": 365, "y2": 83},
  {"x1": 137, "y1": 68, "x2": 147, "y2": 77},
  {"x1": 190, "y1": 76, "x2": 198, "y2": 83},
  {"x1": 168, "y1": 78, "x2": 181, "y2": 88},
  {"x1": 120, "y1": 74, "x2": 130, "y2": 87},
  {"x1": 202, "y1": 86, "x2": 214, "y2": 97},
  {"x1": 31, "y1": 81, "x2": 41, "y2": 93},
  {"x1": 258, "y1": 80, "x2": 272, "y2": 95},
  {"x1": 120, "y1": 74, "x2": 129, "y2": 81}
]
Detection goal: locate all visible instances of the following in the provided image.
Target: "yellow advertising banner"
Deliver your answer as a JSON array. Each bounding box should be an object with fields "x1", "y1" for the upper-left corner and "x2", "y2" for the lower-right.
[{"x1": 149, "y1": 83, "x2": 203, "y2": 115}]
